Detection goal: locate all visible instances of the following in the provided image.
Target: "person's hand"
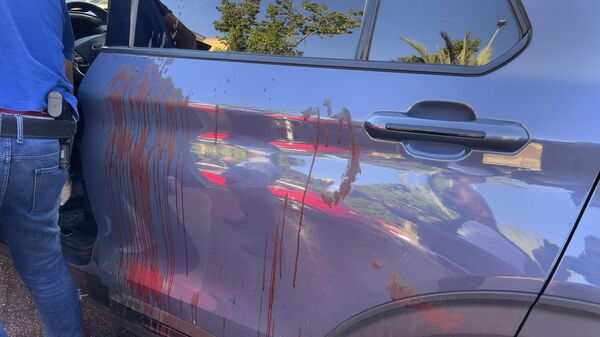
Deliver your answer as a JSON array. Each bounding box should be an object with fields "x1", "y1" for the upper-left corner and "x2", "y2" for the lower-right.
[{"x1": 60, "y1": 176, "x2": 72, "y2": 206}]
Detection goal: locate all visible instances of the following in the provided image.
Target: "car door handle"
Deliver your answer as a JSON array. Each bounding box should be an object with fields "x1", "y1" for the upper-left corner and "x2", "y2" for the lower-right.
[{"x1": 364, "y1": 112, "x2": 529, "y2": 153}]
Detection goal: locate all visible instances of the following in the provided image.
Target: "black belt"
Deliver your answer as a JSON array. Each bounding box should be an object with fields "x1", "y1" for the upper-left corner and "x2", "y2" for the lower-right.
[{"x1": 0, "y1": 114, "x2": 77, "y2": 139}]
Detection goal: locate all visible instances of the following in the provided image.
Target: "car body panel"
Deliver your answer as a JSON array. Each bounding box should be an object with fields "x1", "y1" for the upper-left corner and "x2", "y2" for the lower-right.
[
  {"x1": 78, "y1": 0, "x2": 600, "y2": 335},
  {"x1": 517, "y1": 181, "x2": 600, "y2": 337},
  {"x1": 517, "y1": 295, "x2": 600, "y2": 337},
  {"x1": 327, "y1": 291, "x2": 537, "y2": 337},
  {"x1": 544, "y1": 183, "x2": 600, "y2": 304}
]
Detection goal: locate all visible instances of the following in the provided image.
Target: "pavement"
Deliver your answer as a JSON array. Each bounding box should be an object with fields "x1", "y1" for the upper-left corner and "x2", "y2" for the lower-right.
[{"x1": 0, "y1": 255, "x2": 135, "y2": 337}]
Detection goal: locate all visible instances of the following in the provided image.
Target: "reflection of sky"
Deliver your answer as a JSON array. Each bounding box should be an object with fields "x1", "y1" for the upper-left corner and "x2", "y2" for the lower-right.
[
  {"x1": 476, "y1": 182, "x2": 575, "y2": 247},
  {"x1": 562, "y1": 206, "x2": 600, "y2": 267},
  {"x1": 161, "y1": 0, "x2": 366, "y2": 59},
  {"x1": 369, "y1": 0, "x2": 520, "y2": 62}
]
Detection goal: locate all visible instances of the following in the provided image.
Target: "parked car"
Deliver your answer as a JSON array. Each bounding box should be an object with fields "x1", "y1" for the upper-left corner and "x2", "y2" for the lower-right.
[{"x1": 12, "y1": 0, "x2": 600, "y2": 336}]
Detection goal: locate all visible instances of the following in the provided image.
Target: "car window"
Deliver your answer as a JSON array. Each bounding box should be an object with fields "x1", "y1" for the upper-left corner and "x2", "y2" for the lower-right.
[
  {"x1": 368, "y1": 0, "x2": 521, "y2": 67},
  {"x1": 106, "y1": 0, "x2": 524, "y2": 70},
  {"x1": 121, "y1": 0, "x2": 366, "y2": 59}
]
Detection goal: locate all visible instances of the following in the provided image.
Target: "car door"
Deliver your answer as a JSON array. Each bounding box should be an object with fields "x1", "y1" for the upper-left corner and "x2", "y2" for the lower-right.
[{"x1": 78, "y1": 0, "x2": 600, "y2": 336}]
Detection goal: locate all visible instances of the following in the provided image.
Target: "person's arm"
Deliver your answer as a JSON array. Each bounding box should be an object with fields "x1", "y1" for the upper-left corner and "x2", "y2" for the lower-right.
[
  {"x1": 163, "y1": 12, "x2": 197, "y2": 50},
  {"x1": 61, "y1": 1, "x2": 76, "y2": 86}
]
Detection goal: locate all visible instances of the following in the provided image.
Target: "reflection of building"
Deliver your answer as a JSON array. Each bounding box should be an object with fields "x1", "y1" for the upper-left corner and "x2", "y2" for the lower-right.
[
  {"x1": 201, "y1": 37, "x2": 227, "y2": 51},
  {"x1": 483, "y1": 143, "x2": 543, "y2": 171},
  {"x1": 192, "y1": 34, "x2": 213, "y2": 51}
]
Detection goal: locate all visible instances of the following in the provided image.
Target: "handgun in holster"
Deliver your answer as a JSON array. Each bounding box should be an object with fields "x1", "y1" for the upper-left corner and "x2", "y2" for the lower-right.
[{"x1": 48, "y1": 91, "x2": 75, "y2": 170}]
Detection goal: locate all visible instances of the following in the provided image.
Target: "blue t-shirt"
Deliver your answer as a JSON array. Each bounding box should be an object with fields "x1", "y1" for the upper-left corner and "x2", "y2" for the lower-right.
[{"x1": 0, "y1": 0, "x2": 77, "y2": 115}]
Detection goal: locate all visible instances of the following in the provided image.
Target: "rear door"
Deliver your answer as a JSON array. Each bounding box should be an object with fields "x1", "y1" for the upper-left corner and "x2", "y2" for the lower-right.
[
  {"x1": 517, "y1": 180, "x2": 600, "y2": 337},
  {"x1": 78, "y1": 0, "x2": 600, "y2": 336}
]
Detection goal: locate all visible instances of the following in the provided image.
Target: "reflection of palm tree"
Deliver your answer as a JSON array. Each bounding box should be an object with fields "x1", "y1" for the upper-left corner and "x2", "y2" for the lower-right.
[{"x1": 397, "y1": 20, "x2": 507, "y2": 66}]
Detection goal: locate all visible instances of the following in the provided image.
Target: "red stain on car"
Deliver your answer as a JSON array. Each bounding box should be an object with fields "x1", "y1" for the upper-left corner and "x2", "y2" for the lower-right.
[{"x1": 105, "y1": 58, "x2": 193, "y2": 309}]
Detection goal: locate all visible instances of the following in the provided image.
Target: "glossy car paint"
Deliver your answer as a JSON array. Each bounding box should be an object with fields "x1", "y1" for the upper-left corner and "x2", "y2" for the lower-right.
[
  {"x1": 547, "y1": 185, "x2": 600, "y2": 304},
  {"x1": 517, "y1": 182, "x2": 600, "y2": 337},
  {"x1": 77, "y1": 0, "x2": 600, "y2": 336}
]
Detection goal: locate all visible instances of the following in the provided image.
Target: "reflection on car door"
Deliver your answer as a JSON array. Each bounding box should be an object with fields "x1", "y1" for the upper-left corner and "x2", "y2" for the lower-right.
[{"x1": 77, "y1": 0, "x2": 600, "y2": 336}]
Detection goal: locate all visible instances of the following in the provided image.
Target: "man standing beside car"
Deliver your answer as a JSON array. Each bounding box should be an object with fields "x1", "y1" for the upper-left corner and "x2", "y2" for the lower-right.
[{"x1": 0, "y1": 0, "x2": 82, "y2": 336}]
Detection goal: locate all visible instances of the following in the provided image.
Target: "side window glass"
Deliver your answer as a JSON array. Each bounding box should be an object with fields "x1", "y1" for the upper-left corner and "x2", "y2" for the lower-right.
[
  {"x1": 128, "y1": 0, "x2": 366, "y2": 60},
  {"x1": 368, "y1": 0, "x2": 521, "y2": 67}
]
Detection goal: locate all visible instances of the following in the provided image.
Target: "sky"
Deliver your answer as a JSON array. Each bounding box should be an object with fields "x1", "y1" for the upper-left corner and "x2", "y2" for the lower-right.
[{"x1": 160, "y1": 0, "x2": 520, "y2": 63}]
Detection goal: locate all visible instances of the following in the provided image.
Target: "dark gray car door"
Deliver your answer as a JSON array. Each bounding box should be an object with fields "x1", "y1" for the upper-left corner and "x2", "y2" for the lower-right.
[{"x1": 78, "y1": 0, "x2": 600, "y2": 336}]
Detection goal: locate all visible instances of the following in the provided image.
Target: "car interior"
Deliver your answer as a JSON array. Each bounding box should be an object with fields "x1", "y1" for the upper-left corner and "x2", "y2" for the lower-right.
[
  {"x1": 58, "y1": 1, "x2": 109, "y2": 264},
  {"x1": 69, "y1": 1, "x2": 107, "y2": 89}
]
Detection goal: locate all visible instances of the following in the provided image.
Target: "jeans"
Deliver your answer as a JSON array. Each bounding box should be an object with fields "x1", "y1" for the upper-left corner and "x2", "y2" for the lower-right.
[{"x1": 0, "y1": 136, "x2": 82, "y2": 337}]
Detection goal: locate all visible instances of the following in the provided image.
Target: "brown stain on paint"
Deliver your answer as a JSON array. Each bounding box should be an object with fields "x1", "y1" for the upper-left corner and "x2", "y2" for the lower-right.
[
  {"x1": 261, "y1": 233, "x2": 269, "y2": 291},
  {"x1": 265, "y1": 222, "x2": 281, "y2": 337},
  {"x1": 413, "y1": 303, "x2": 463, "y2": 332},
  {"x1": 372, "y1": 261, "x2": 383, "y2": 270},
  {"x1": 107, "y1": 62, "x2": 163, "y2": 306},
  {"x1": 290, "y1": 101, "x2": 361, "y2": 289},
  {"x1": 293, "y1": 107, "x2": 321, "y2": 288},
  {"x1": 257, "y1": 214, "x2": 288, "y2": 337},
  {"x1": 254, "y1": 222, "x2": 283, "y2": 337},
  {"x1": 322, "y1": 107, "x2": 361, "y2": 208},
  {"x1": 190, "y1": 290, "x2": 200, "y2": 325},
  {"x1": 105, "y1": 58, "x2": 192, "y2": 313},
  {"x1": 279, "y1": 193, "x2": 288, "y2": 279},
  {"x1": 123, "y1": 259, "x2": 167, "y2": 305},
  {"x1": 179, "y1": 106, "x2": 191, "y2": 277},
  {"x1": 257, "y1": 232, "x2": 269, "y2": 337},
  {"x1": 386, "y1": 273, "x2": 416, "y2": 301},
  {"x1": 214, "y1": 104, "x2": 220, "y2": 145},
  {"x1": 386, "y1": 273, "x2": 463, "y2": 332}
]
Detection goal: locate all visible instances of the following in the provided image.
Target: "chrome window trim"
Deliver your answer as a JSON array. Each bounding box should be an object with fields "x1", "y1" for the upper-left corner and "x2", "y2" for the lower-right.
[
  {"x1": 128, "y1": 0, "x2": 139, "y2": 48},
  {"x1": 354, "y1": 0, "x2": 381, "y2": 61}
]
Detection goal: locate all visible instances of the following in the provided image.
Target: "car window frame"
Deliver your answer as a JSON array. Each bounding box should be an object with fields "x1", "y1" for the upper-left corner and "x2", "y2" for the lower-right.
[{"x1": 105, "y1": 0, "x2": 531, "y2": 76}]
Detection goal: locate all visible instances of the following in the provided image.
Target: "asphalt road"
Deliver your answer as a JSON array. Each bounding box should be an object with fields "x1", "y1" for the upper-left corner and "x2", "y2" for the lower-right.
[{"x1": 0, "y1": 255, "x2": 135, "y2": 337}]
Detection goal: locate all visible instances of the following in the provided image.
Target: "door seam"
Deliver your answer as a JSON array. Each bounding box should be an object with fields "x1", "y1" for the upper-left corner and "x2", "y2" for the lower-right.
[{"x1": 513, "y1": 169, "x2": 600, "y2": 336}]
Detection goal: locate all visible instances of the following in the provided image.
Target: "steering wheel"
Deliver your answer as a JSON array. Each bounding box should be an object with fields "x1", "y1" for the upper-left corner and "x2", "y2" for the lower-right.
[
  {"x1": 69, "y1": 2, "x2": 108, "y2": 90},
  {"x1": 67, "y1": 1, "x2": 108, "y2": 22}
]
